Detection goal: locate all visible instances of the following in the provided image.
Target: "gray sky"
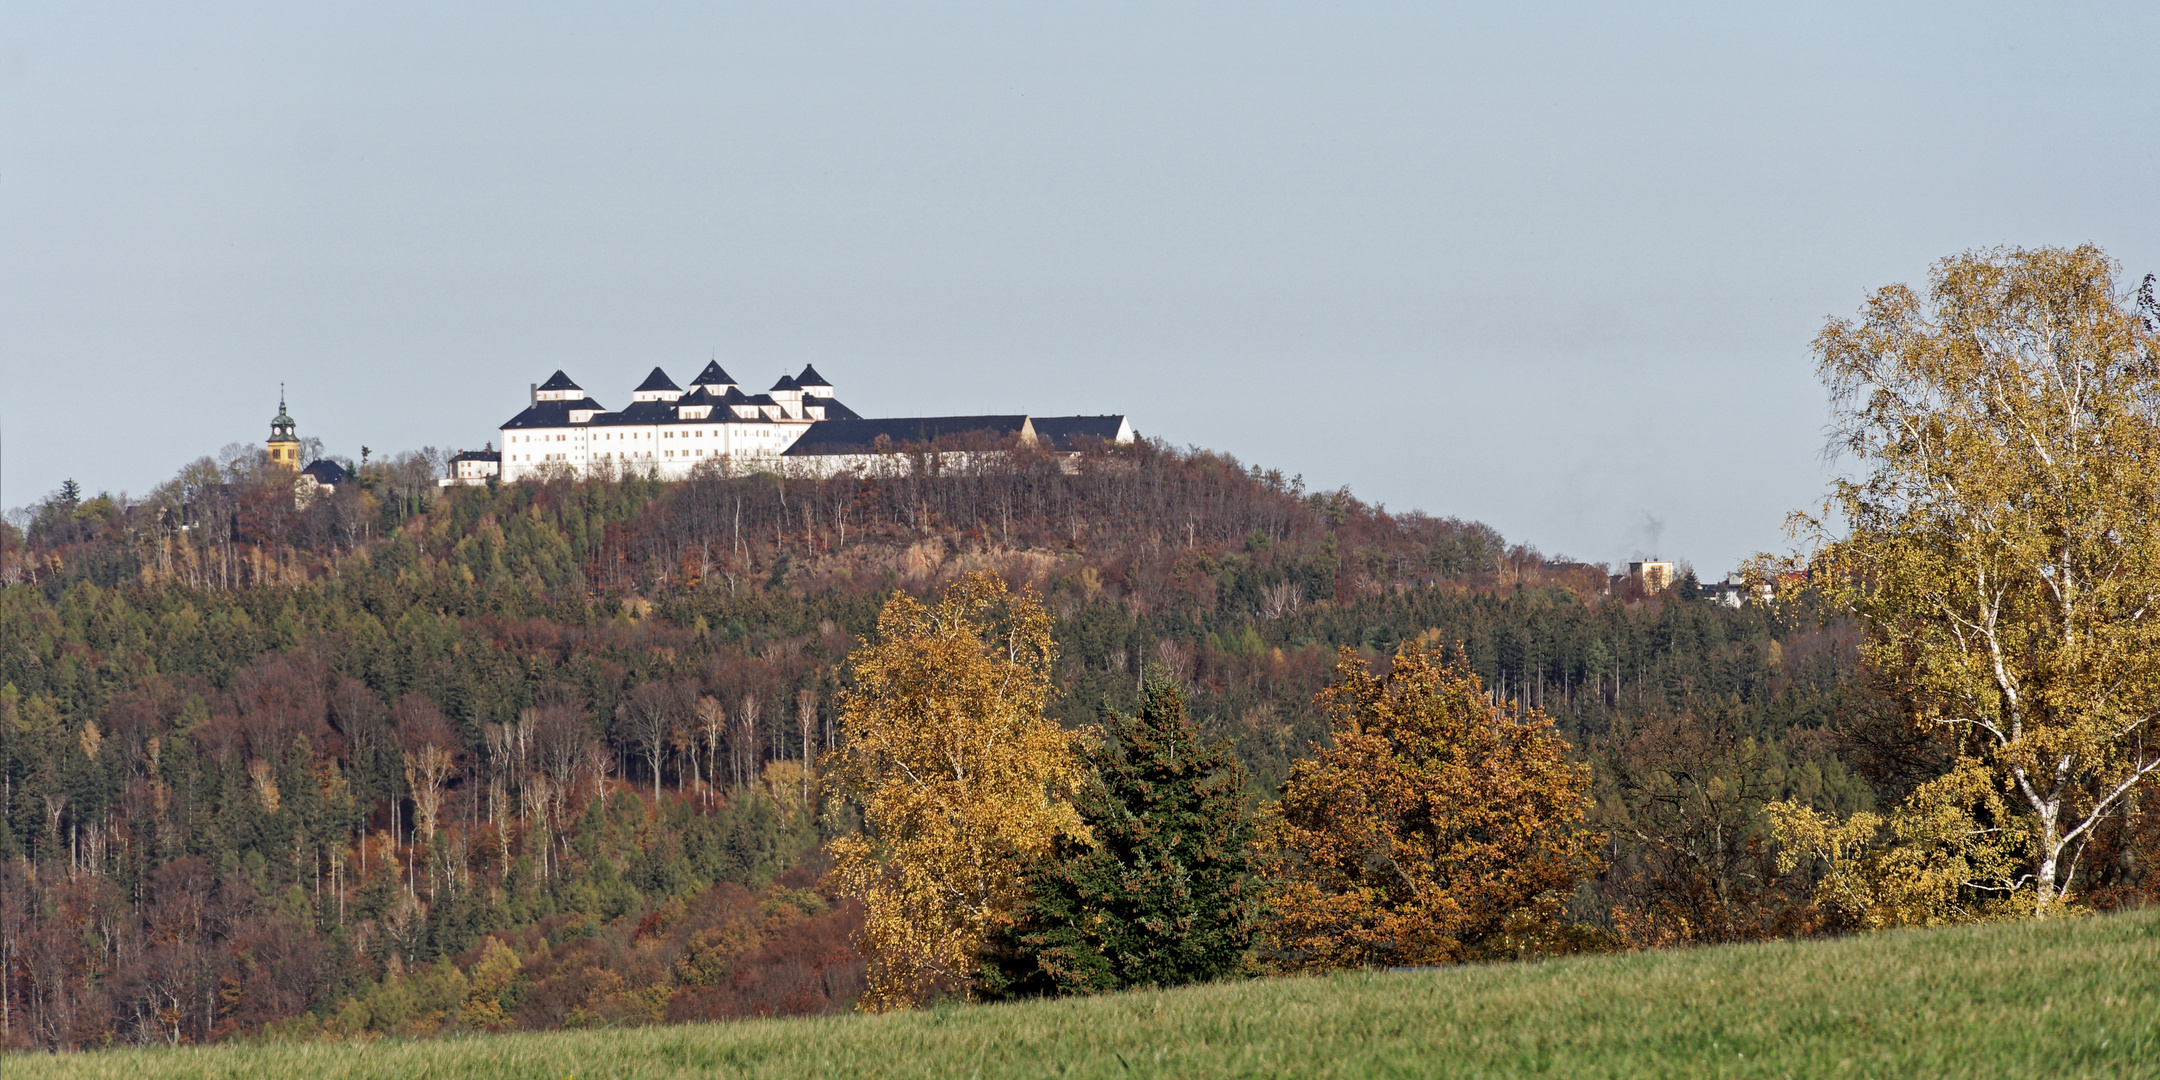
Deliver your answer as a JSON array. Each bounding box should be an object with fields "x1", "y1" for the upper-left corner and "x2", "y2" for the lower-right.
[{"x1": 4, "y1": 2, "x2": 2155, "y2": 574}]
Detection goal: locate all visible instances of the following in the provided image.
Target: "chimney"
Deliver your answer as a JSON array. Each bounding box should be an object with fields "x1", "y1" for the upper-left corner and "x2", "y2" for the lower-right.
[{"x1": 530, "y1": 382, "x2": 537, "y2": 405}]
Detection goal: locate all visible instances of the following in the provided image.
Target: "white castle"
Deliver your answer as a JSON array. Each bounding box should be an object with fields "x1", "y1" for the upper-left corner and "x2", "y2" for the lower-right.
[{"x1": 452, "y1": 362, "x2": 1131, "y2": 485}]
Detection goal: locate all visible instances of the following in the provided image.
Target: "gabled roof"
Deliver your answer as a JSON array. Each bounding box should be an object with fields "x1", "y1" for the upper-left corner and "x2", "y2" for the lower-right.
[
  {"x1": 802, "y1": 395, "x2": 862, "y2": 420},
  {"x1": 301, "y1": 460, "x2": 349, "y2": 486},
  {"x1": 770, "y1": 374, "x2": 799, "y2": 392},
  {"x1": 1031, "y1": 415, "x2": 1130, "y2": 450},
  {"x1": 449, "y1": 449, "x2": 502, "y2": 463},
  {"x1": 692, "y1": 361, "x2": 736, "y2": 386},
  {"x1": 634, "y1": 367, "x2": 681, "y2": 393},
  {"x1": 501, "y1": 400, "x2": 609, "y2": 429},
  {"x1": 536, "y1": 370, "x2": 582, "y2": 392},
  {"x1": 745, "y1": 393, "x2": 779, "y2": 406},
  {"x1": 796, "y1": 364, "x2": 832, "y2": 388},
  {"x1": 784, "y1": 416, "x2": 1033, "y2": 456}
]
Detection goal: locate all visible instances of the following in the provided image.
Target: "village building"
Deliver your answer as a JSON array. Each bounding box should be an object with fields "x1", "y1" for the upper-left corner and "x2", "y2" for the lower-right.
[
  {"x1": 486, "y1": 362, "x2": 1131, "y2": 483},
  {"x1": 440, "y1": 447, "x2": 503, "y2": 487}
]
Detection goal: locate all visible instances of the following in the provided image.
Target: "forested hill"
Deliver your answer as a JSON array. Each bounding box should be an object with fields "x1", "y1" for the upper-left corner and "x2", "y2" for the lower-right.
[{"x1": 0, "y1": 440, "x2": 1891, "y2": 1048}]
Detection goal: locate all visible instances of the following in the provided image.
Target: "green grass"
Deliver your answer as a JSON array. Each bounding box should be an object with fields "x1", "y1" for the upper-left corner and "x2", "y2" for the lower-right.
[{"x1": 16, "y1": 907, "x2": 2159, "y2": 1079}]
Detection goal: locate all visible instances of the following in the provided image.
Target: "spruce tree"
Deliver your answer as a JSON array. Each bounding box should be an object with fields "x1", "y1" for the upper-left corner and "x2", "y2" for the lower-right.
[{"x1": 988, "y1": 680, "x2": 1256, "y2": 996}]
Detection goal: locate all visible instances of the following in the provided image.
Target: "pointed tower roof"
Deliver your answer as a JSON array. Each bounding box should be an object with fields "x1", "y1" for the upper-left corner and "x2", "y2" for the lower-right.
[
  {"x1": 770, "y1": 374, "x2": 800, "y2": 392},
  {"x1": 796, "y1": 364, "x2": 832, "y2": 389},
  {"x1": 634, "y1": 367, "x2": 681, "y2": 393},
  {"x1": 536, "y1": 370, "x2": 582, "y2": 392},
  {"x1": 692, "y1": 360, "x2": 736, "y2": 386},
  {"x1": 272, "y1": 385, "x2": 295, "y2": 431}
]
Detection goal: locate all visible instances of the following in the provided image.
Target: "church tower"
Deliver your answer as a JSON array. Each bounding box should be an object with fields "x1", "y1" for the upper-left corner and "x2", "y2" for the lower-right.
[{"x1": 268, "y1": 387, "x2": 300, "y2": 471}]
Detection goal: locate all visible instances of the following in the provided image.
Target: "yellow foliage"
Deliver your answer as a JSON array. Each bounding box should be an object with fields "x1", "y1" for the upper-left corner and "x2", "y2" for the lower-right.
[
  {"x1": 828, "y1": 571, "x2": 1091, "y2": 1011},
  {"x1": 460, "y1": 937, "x2": 522, "y2": 1031},
  {"x1": 1778, "y1": 245, "x2": 2160, "y2": 915},
  {"x1": 1770, "y1": 757, "x2": 2031, "y2": 929}
]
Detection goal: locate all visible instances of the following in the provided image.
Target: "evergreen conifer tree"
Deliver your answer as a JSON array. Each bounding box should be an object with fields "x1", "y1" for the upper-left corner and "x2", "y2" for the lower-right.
[{"x1": 988, "y1": 680, "x2": 1256, "y2": 996}]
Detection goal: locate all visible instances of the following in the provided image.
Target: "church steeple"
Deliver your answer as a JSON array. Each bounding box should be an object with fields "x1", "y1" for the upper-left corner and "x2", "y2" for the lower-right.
[{"x1": 268, "y1": 385, "x2": 300, "y2": 471}]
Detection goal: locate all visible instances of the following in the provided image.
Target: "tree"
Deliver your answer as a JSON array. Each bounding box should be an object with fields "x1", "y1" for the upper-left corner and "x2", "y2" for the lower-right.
[
  {"x1": 828, "y1": 571, "x2": 1090, "y2": 1010},
  {"x1": 987, "y1": 679, "x2": 1255, "y2": 996},
  {"x1": 393, "y1": 695, "x2": 459, "y2": 847},
  {"x1": 1260, "y1": 644, "x2": 1603, "y2": 971},
  {"x1": 1774, "y1": 245, "x2": 2160, "y2": 918},
  {"x1": 694, "y1": 695, "x2": 726, "y2": 804},
  {"x1": 615, "y1": 681, "x2": 691, "y2": 801}
]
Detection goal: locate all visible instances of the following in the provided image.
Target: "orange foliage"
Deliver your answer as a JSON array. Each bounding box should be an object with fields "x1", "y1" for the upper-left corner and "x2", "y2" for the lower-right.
[{"x1": 1261, "y1": 644, "x2": 1605, "y2": 970}]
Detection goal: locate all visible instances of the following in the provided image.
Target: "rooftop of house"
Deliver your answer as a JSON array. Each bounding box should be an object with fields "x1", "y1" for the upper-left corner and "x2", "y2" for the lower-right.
[{"x1": 783, "y1": 415, "x2": 1034, "y2": 456}]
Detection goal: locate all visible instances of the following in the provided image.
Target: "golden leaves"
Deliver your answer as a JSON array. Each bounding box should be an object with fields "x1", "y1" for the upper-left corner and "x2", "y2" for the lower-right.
[
  {"x1": 1797, "y1": 245, "x2": 2160, "y2": 915},
  {"x1": 1259, "y1": 643, "x2": 1604, "y2": 971},
  {"x1": 828, "y1": 571, "x2": 1091, "y2": 1010}
]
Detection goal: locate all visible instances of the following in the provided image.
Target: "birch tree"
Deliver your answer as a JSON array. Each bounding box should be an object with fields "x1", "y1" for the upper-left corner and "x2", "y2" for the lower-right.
[
  {"x1": 829, "y1": 571, "x2": 1090, "y2": 1010},
  {"x1": 1775, "y1": 246, "x2": 2160, "y2": 917}
]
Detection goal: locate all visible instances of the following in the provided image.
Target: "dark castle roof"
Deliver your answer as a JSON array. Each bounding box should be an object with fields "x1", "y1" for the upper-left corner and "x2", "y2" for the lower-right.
[
  {"x1": 633, "y1": 367, "x2": 681, "y2": 393},
  {"x1": 450, "y1": 449, "x2": 501, "y2": 463},
  {"x1": 770, "y1": 374, "x2": 799, "y2": 392},
  {"x1": 502, "y1": 399, "x2": 609, "y2": 429},
  {"x1": 795, "y1": 364, "x2": 832, "y2": 388},
  {"x1": 692, "y1": 361, "x2": 736, "y2": 386},
  {"x1": 1030, "y1": 415, "x2": 1129, "y2": 450},
  {"x1": 301, "y1": 460, "x2": 349, "y2": 486},
  {"x1": 784, "y1": 416, "x2": 1033, "y2": 456},
  {"x1": 536, "y1": 370, "x2": 582, "y2": 392},
  {"x1": 803, "y1": 395, "x2": 861, "y2": 420}
]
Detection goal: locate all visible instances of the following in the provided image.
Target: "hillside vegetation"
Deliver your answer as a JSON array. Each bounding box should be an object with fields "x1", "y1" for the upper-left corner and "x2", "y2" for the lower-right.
[
  {"x1": 0, "y1": 434, "x2": 2149, "y2": 1048},
  {"x1": 6, "y1": 904, "x2": 2154, "y2": 1079}
]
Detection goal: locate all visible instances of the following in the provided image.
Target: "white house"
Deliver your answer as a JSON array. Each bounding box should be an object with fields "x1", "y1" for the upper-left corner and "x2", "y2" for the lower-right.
[{"x1": 439, "y1": 446, "x2": 504, "y2": 487}]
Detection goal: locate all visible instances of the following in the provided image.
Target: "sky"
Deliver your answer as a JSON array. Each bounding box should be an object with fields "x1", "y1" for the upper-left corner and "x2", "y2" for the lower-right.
[{"x1": 4, "y1": 2, "x2": 2156, "y2": 574}]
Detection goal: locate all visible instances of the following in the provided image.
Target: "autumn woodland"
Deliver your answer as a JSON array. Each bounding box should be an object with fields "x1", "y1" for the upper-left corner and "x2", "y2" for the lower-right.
[{"x1": 0, "y1": 246, "x2": 2155, "y2": 1053}]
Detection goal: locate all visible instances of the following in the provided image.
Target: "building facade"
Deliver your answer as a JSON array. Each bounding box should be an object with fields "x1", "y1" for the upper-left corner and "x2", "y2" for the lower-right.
[
  {"x1": 492, "y1": 362, "x2": 1131, "y2": 483},
  {"x1": 498, "y1": 363, "x2": 863, "y2": 483}
]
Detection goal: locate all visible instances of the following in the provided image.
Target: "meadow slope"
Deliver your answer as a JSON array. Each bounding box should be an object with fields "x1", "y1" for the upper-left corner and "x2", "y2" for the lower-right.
[{"x1": 11, "y1": 906, "x2": 2156, "y2": 1080}]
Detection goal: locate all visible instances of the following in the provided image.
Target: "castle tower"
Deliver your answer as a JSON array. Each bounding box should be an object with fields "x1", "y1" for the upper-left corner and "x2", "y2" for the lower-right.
[{"x1": 268, "y1": 386, "x2": 300, "y2": 471}]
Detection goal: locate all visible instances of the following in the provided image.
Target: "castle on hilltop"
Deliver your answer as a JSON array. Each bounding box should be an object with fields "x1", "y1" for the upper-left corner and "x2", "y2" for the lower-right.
[{"x1": 465, "y1": 362, "x2": 1130, "y2": 485}]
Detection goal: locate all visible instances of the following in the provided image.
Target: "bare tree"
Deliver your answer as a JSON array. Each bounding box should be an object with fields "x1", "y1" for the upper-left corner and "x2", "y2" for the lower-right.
[
  {"x1": 734, "y1": 694, "x2": 761, "y2": 789},
  {"x1": 527, "y1": 704, "x2": 591, "y2": 837},
  {"x1": 696, "y1": 695, "x2": 726, "y2": 803},
  {"x1": 797, "y1": 689, "x2": 819, "y2": 804},
  {"x1": 615, "y1": 681, "x2": 690, "y2": 801}
]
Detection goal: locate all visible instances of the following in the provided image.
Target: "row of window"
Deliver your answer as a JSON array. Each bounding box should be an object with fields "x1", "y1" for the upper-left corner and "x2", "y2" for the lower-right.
[
  {"x1": 512, "y1": 428, "x2": 780, "y2": 442},
  {"x1": 511, "y1": 448, "x2": 787, "y2": 466}
]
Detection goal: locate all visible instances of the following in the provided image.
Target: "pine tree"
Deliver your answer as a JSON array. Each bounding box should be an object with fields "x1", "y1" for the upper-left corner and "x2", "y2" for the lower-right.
[{"x1": 988, "y1": 680, "x2": 1256, "y2": 996}]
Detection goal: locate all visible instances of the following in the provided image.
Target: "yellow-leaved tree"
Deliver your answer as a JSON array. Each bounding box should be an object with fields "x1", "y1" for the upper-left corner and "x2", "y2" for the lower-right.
[
  {"x1": 1260, "y1": 644, "x2": 1605, "y2": 970},
  {"x1": 829, "y1": 571, "x2": 1091, "y2": 1010},
  {"x1": 1767, "y1": 246, "x2": 2160, "y2": 920}
]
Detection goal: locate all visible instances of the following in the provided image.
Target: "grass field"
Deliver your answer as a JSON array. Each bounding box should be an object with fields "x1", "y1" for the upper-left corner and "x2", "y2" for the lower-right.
[{"x1": 11, "y1": 907, "x2": 2157, "y2": 1079}]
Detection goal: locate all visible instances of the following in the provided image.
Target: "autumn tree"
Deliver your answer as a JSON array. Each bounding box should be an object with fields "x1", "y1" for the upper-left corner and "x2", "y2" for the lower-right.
[
  {"x1": 1260, "y1": 644, "x2": 1604, "y2": 971},
  {"x1": 986, "y1": 679, "x2": 1255, "y2": 997},
  {"x1": 828, "y1": 571, "x2": 1090, "y2": 1010},
  {"x1": 1770, "y1": 246, "x2": 2160, "y2": 919}
]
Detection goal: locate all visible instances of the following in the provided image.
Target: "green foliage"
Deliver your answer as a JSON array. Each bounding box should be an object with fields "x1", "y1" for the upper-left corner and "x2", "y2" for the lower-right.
[{"x1": 986, "y1": 681, "x2": 1256, "y2": 997}]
